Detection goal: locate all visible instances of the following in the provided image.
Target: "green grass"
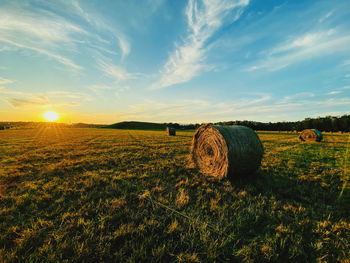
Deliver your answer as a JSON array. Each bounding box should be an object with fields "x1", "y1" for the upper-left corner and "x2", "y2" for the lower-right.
[{"x1": 0, "y1": 127, "x2": 349, "y2": 262}]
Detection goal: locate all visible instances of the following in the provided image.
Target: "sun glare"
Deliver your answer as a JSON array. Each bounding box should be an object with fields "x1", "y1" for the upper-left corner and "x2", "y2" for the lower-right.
[{"x1": 43, "y1": 111, "x2": 59, "y2": 122}]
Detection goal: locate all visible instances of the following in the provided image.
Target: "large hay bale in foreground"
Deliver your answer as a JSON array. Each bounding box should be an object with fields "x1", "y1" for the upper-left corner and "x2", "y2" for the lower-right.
[
  {"x1": 190, "y1": 124, "x2": 264, "y2": 179},
  {"x1": 166, "y1": 127, "x2": 176, "y2": 136},
  {"x1": 299, "y1": 129, "x2": 322, "y2": 142}
]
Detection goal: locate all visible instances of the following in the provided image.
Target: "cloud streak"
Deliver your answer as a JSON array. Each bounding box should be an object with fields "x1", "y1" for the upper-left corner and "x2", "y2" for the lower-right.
[
  {"x1": 0, "y1": 1, "x2": 132, "y2": 72},
  {"x1": 98, "y1": 60, "x2": 133, "y2": 82},
  {"x1": 0, "y1": 7, "x2": 86, "y2": 71},
  {"x1": 114, "y1": 89, "x2": 350, "y2": 123},
  {"x1": 69, "y1": 0, "x2": 131, "y2": 59},
  {"x1": 5, "y1": 97, "x2": 50, "y2": 108},
  {"x1": 0, "y1": 37, "x2": 83, "y2": 70},
  {"x1": 0, "y1": 77, "x2": 13, "y2": 85},
  {"x1": 249, "y1": 29, "x2": 350, "y2": 71},
  {"x1": 150, "y1": 0, "x2": 249, "y2": 89},
  {"x1": 0, "y1": 87, "x2": 86, "y2": 108}
]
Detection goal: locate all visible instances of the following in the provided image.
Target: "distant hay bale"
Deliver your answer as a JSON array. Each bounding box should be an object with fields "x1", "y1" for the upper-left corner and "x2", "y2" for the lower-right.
[
  {"x1": 166, "y1": 127, "x2": 176, "y2": 136},
  {"x1": 299, "y1": 129, "x2": 323, "y2": 142},
  {"x1": 190, "y1": 124, "x2": 264, "y2": 180}
]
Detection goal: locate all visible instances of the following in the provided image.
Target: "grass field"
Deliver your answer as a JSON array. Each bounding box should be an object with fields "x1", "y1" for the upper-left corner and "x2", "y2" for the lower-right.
[{"x1": 0, "y1": 127, "x2": 349, "y2": 262}]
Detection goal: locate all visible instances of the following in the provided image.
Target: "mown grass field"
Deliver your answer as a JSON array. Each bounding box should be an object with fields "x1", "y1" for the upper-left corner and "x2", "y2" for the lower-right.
[{"x1": 0, "y1": 127, "x2": 349, "y2": 262}]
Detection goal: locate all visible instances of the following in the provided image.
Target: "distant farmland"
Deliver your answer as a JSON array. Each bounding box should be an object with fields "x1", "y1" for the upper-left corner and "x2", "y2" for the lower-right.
[{"x1": 0, "y1": 127, "x2": 349, "y2": 262}]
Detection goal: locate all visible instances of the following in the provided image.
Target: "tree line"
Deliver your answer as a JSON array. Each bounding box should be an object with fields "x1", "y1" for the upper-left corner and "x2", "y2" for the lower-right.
[
  {"x1": 1, "y1": 114, "x2": 349, "y2": 132},
  {"x1": 168, "y1": 114, "x2": 350, "y2": 132}
]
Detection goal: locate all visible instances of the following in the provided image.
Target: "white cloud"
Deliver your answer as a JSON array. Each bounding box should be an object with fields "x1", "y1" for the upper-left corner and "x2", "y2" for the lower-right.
[
  {"x1": 97, "y1": 60, "x2": 132, "y2": 82},
  {"x1": 327, "y1": 91, "x2": 341, "y2": 95},
  {"x1": 69, "y1": 0, "x2": 131, "y2": 59},
  {"x1": 89, "y1": 85, "x2": 113, "y2": 91},
  {"x1": 0, "y1": 87, "x2": 26, "y2": 96},
  {"x1": 47, "y1": 90, "x2": 93, "y2": 101},
  {"x1": 319, "y1": 10, "x2": 334, "y2": 23},
  {"x1": 0, "y1": 77, "x2": 13, "y2": 85},
  {"x1": 150, "y1": 0, "x2": 249, "y2": 90},
  {"x1": 249, "y1": 30, "x2": 350, "y2": 71},
  {"x1": 118, "y1": 36, "x2": 130, "y2": 59},
  {"x1": 283, "y1": 92, "x2": 315, "y2": 101},
  {"x1": 0, "y1": 37, "x2": 83, "y2": 70},
  {"x1": 0, "y1": 87, "x2": 88, "y2": 108},
  {"x1": 0, "y1": 9, "x2": 87, "y2": 44},
  {"x1": 269, "y1": 30, "x2": 335, "y2": 55},
  {"x1": 0, "y1": 1, "x2": 132, "y2": 72},
  {"x1": 0, "y1": 7, "x2": 86, "y2": 71},
  {"x1": 5, "y1": 97, "x2": 49, "y2": 108},
  {"x1": 89, "y1": 85, "x2": 114, "y2": 96},
  {"x1": 112, "y1": 90, "x2": 350, "y2": 123}
]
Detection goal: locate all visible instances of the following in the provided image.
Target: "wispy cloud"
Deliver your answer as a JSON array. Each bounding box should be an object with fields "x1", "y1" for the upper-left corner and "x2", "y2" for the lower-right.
[
  {"x1": 0, "y1": 1, "x2": 132, "y2": 72},
  {"x1": 0, "y1": 77, "x2": 13, "y2": 85},
  {"x1": 117, "y1": 36, "x2": 130, "y2": 59},
  {"x1": 47, "y1": 90, "x2": 93, "y2": 101},
  {"x1": 98, "y1": 60, "x2": 132, "y2": 82},
  {"x1": 5, "y1": 97, "x2": 49, "y2": 108},
  {"x1": 327, "y1": 91, "x2": 342, "y2": 95},
  {"x1": 319, "y1": 10, "x2": 334, "y2": 23},
  {"x1": 0, "y1": 7, "x2": 85, "y2": 71},
  {"x1": 269, "y1": 30, "x2": 335, "y2": 55},
  {"x1": 150, "y1": 0, "x2": 249, "y2": 90},
  {"x1": 69, "y1": 0, "x2": 131, "y2": 59},
  {"x1": 248, "y1": 29, "x2": 350, "y2": 71},
  {"x1": 89, "y1": 84, "x2": 113, "y2": 96},
  {"x1": 0, "y1": 37, "x2": 83, "y2": 70},
  {"x1": 89, "y1": 83, "x2": 131, "y2": 99},
  {"x1": 89, "y1": 85, "x2": 113, "y2": 92},
  {"x1": 114, "y1": 89, "x2": 350, "y2": 123},
  {"x1": 0, "y1": 87, "x2": 86, "y2": 108},
  {"x1": 282, "y1": 92, "x2": 315, "y2": 102},
  {"x1": 0, "y1": 9, "x2": 87, "y2": 44}
]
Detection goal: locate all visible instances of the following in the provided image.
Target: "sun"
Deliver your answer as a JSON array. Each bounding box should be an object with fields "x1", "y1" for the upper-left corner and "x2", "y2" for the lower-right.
[{"x1": 43, "y1": 111, "x2": 59, "y2": 122}]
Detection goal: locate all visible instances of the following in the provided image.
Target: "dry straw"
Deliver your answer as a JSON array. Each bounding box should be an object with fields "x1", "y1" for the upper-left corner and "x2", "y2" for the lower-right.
[
  {"x1": 166, "y1": 127, "x2": 176, "y2": 136},
  {"x1": 190, "y1": 124, "x2": 264, "y2": 179},
  {"x1": 299, "y1": 129, "x2": 323, "y2": 142}
]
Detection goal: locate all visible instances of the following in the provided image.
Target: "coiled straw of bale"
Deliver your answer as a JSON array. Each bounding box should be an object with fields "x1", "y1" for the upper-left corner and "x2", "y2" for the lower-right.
[
  {"x1": 190, "y1": 124, "x2": 264, "y2": 180},
  {"x1": 299, "y1": 129, "x2": 323, "y2": 142},
  {"x1": 166, "y1": 127, "x2": 176, "y2": 136}
]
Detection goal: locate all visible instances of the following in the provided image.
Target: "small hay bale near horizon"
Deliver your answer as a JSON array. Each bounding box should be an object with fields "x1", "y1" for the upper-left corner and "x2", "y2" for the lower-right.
[
  {"x1": 166, "y1": 127, "x2": 176, "y2": 136},
  {"x1": 299, "y1": 129, "x2": 323, "y2": 142},
  {"x1": 190, "y1": 124, "x2": 264, "y2": 180}
]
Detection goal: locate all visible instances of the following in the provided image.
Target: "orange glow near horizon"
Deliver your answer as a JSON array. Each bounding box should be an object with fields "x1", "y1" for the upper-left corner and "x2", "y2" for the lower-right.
[{"x1": 43, "y1": 111, "x2": 59, "y2": 122}]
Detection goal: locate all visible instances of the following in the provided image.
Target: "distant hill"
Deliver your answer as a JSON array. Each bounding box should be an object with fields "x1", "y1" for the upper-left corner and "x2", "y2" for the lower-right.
[
  {"x1": 105, "y1": 121, "x2": 167, "y2": 130},
  {"x1": 0, "y1": 122, "x2": 104, "y2": 129},
  {"x1": 70, "y1": 123, "x2": 105, "y2": 128}
]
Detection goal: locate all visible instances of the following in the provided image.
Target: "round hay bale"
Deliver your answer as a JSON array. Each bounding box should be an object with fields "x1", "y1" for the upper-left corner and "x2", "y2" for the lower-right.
[
  {"x1": 166, "y1": 127, "x2": 176, "y2": 136},
  {"x1": 299, "y1": 129, "x2": 322, "y2": 142},
  {"x1": 190, "y1": 124, "x2": 264, "y2": 180}
]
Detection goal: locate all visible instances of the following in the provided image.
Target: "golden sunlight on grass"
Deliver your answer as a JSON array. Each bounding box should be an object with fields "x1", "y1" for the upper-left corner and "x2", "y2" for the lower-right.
[{"x1": 43, "y1": 111, "x2": 59, "y2": 122}]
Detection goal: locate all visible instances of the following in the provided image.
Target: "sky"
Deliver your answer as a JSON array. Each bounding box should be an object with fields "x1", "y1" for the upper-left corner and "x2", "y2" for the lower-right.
[{"x1": 0, "y1": 0, "x2": 349, "y2": 124}]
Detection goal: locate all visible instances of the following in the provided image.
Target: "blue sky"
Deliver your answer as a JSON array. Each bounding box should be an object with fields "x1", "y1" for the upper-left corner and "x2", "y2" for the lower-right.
[{"x1": 0, "y1": 0, "x2": 349, "y2": 124}]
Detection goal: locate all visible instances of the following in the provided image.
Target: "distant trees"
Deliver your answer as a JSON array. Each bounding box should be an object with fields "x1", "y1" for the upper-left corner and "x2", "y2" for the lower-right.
[
  {"x1": 1, "y1": 114, "x2": 349, "y2": 132},
  {"x1": 167, "y1": 123, "x2": 200, "y2": 130},
  {"x1": 168, "y1": 115, "x2": 349, "y2": 132},
  {"x1": 212, "y1": 115, "x2": 350, "y2": 132}
]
